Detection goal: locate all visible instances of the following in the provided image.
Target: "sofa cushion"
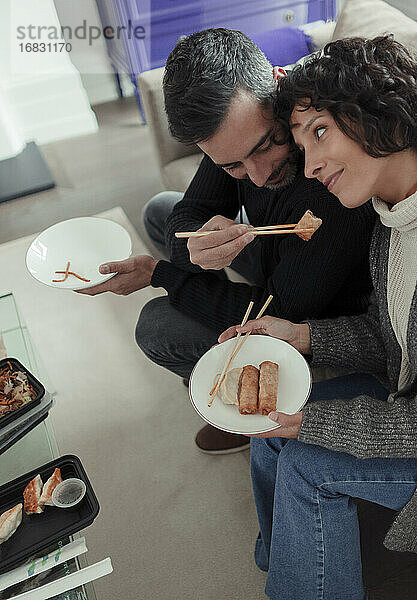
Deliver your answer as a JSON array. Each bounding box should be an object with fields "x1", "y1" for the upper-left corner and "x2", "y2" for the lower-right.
[
  {"x1": 332, "y1": 0, "x2": 417, "y2": 53},
  {"x1": 251, "y1": 27, "x2": 314, "y2": 67},
  {"x1": 162, "y1": 153, "x2": 204, "y2": 192},
  {"x1": 305, "y1": 21, "x2": 336, "y2": 50},
  {"x1": 137, "y1": 67, "x2": 200, "y2": 170}
]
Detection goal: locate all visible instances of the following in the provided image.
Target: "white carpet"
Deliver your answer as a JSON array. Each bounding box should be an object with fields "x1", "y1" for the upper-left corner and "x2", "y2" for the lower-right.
[{"x1": 0, "y1": 208, "x2": 266, "y2": 599}]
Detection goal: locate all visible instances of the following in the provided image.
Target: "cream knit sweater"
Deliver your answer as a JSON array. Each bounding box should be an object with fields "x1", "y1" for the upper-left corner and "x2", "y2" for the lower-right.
[{"x1": 373, "y1": 191, "x2": 417, "y2": 390}]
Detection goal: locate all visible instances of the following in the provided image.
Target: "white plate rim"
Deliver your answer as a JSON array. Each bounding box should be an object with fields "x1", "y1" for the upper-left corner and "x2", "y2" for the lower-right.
[
  {"x1": 25, "y1": 216, "x2": 132, "y2": 290},
  {"x1": 189, "y1": 337, "x2": 312, "y2": 435}
]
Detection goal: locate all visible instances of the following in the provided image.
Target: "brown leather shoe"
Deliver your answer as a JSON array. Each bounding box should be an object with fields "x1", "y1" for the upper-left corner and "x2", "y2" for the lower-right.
[{"x1": 195, "y1": 424, "x2": 250, "y2": 455}]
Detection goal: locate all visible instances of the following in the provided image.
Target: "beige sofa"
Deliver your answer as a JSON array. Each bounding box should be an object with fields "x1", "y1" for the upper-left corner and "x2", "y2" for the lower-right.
[
  {"x1": 137, "y1": 0, "x2": 417, "y2": 193},
  {"x1": 137, "y1": 65, "x2": 203, "y2": 191}
]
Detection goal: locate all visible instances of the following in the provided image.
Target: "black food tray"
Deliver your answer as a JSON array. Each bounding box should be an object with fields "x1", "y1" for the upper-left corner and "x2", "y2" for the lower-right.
[
  {"x1": 0, "y1": 455, "x2": 100, "y2": 575},
  {"x1": 0, "y1": 358, "x2": 45, "y2": 430},
  {"x1": 0, "y1": 411, "x2": 49, "y2": 456}
]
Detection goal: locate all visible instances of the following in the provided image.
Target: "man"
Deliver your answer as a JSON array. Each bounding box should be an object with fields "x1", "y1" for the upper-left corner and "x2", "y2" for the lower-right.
[{"x1": 79, "y1": 29, "x2": 376, "y2": 454}]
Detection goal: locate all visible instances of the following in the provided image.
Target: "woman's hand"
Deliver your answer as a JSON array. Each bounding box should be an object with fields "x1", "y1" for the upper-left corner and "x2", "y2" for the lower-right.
[
  {"x1": 250, "y1": 410, "x2": 303, "y2": 439},
  {"x1": 218, "y1": 316, "x2": 312, "y2": 355}
]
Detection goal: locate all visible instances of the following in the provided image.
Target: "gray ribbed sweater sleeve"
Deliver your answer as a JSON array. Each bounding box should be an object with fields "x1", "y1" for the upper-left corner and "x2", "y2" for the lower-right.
[
  {"x1": 307, "y1": 294, "x2": 387, "y2": 382},
  {"x1": 298, "y1": 393, "x2": 417, "y2": 458},
  {"x1": 298, "y1": 303, "x2": 417, "y2": 458}
]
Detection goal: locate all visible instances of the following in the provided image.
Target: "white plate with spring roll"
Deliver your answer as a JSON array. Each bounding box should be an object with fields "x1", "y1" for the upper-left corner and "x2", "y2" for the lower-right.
[{"x1": 189, "y1": 335, "x2": 312, "y2": 435}]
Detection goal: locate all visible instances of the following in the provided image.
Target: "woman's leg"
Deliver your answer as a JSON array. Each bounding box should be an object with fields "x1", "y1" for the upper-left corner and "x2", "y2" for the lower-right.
[
  {"x1": 251, "y1": 373, "x2": 417, "y2": 600},
  {"x1": 260, "y1": 439, "x2": 417, "y2": 600},
  {"x1": 251, "y1": 373, "x2": 389, "y2": 573}
]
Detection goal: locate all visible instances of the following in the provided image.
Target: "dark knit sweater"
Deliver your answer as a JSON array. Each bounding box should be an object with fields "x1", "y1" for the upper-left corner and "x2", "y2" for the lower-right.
[
  {"x1": 301, "y1": 220, "x2": 417, "y2": 552},
  {"x1": 151, "y1": 154, "x2": 376, "y2": 332}
]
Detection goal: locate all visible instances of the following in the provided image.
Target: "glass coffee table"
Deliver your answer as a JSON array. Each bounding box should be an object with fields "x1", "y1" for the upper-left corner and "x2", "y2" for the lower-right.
[{"x1": 0, "y1": 292, "x2": 96, "y2": 600}]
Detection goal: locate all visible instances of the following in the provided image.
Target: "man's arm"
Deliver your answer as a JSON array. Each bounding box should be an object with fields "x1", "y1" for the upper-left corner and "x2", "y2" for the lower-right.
[
  {"x1": 164, "y1": 154, "x2": 242, "y2": 272},
  {"x1": 151, "y1": 185, "x2": 375, "y2": 332}
]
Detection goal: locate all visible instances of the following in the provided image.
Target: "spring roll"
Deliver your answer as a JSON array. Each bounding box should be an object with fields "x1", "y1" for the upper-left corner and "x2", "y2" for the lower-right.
[
  {"x1": 259, "y1": 361, "x2": 279, "y2": 415},
  {"x1": 238, "y1": 365, "x2": 259, "y2": 414}
]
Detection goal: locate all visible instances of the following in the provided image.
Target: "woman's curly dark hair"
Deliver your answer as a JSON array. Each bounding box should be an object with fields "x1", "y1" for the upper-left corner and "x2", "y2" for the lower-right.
[{"x1": 275, "y1": 35, "x2": 417, "y2": 157}]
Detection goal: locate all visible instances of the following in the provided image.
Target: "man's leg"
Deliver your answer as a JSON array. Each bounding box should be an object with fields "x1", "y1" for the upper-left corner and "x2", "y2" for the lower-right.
[
  {"x1": 136, "y1": 296, "x2": 215, "y2": 379},
  {"x1": 135, "y1": 296, "x2": 251, "y2": 453},
  {"x1": 141, "y1": 195, "x2": 262, "y2": 453},
  {"x1": 251, "y1": 374, "x2": 417, "y2": 600},
  {"x1": 142, "y1": 191, "x2": 183, "y2": 257}
]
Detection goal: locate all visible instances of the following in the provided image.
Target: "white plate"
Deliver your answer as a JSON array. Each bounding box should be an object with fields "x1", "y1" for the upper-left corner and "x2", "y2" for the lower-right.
[
  {"x1": 189, "y1": 335, "x2": 311, "y2": 435},
  {"x1": 26, "y1": 217, "x2": 132, "y2": 290}
]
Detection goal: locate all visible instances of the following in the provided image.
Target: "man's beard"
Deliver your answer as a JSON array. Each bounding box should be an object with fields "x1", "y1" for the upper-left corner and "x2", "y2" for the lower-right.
[
  {"x1": 241, "y1": 151, "x2": 298, "y2": 191},
  {"x1": 264, "y1": 154, "x2": 298, "y2": 190}
]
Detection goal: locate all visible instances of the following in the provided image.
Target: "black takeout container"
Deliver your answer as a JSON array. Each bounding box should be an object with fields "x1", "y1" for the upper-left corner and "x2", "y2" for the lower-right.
[
  {"x1": 0, "y1": 455, "x2": 100, "y2": 575},
  {"x1": 0, "y1": 411, "x2": 49, "y2": 457},
  {"x1": 0, "y1": 358, "x2": 45, "y2": 430}
]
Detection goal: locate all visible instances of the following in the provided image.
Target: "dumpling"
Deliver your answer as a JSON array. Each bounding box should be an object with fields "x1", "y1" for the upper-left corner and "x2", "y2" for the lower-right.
[
  {"x1": 39, "y1": 468, "x2": 62, "y2": 506},
  {"x1": 215, "y1": 368, "x2": 242, "y2": 406},
  {"x1": 23, "y1": 475, "x2": 44, "y2": 515},
  {"x1": 0, "y1": 503, "x2": 22, "y2": 544}
]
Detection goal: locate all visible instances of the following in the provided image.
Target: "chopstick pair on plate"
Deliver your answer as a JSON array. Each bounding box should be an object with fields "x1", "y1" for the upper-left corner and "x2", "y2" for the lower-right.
[{"x1": 208, "y1": 295, "x2": 274, "y2": 406}]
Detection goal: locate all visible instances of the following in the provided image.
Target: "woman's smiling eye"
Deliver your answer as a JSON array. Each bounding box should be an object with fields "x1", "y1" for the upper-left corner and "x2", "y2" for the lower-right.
[{"x1": 315, "y1": 126, "x2": 326, "y2": 139}]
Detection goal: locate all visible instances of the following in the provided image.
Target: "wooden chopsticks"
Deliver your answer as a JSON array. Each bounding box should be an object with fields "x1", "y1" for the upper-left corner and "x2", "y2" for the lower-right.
[
  {"x1": 175, "y1": 227, "x2": 313, "y2": 239},
  {"x1": 208, "y1": 300, "x2": 254, "y2": 407},
  {"x1": 209, "y1": 294, "x2": 274, "y2": 406}
]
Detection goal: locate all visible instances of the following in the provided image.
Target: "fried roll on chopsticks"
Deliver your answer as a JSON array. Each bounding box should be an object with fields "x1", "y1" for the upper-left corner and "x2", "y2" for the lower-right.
[
  {"x1": 259, "y1": 361, "x2": 279, "y2": 415},
  {"x1": 238, "y1": 365, "x2": 259, "y2": 414}
]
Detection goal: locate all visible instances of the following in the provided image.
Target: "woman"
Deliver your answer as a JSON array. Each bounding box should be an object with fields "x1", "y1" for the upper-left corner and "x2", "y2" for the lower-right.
[{"x1": 219, "y1": 36, "x2": 417, "y2": 600}]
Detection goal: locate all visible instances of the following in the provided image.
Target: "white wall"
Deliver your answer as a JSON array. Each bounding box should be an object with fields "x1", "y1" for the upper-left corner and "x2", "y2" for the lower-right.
[
  {"x1": 53, "y1": 0, "x2": 134, "y2": 106},
  {"x1": 0, "y1": 87, "x2": 25, "y2": 161},
  {"x1": 2, "y1": 0, "x2": 98, "y2": 146}
]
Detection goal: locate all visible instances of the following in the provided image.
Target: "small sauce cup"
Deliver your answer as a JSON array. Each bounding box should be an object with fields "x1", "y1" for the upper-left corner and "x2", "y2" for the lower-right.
[{"x1": 51, "y1": 478, "x2": 86, "y2": 509}]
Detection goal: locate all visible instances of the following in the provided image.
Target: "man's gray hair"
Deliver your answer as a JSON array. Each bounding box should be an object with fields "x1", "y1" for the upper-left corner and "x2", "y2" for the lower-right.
[{"x1": 163, "y1": 28, "x2": 275, "y2": 144}]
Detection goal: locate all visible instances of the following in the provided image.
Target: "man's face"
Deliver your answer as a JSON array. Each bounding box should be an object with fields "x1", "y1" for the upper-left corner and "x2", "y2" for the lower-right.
[{"x1": 198, "y1": 91, "x2": 297, "y2": 190}]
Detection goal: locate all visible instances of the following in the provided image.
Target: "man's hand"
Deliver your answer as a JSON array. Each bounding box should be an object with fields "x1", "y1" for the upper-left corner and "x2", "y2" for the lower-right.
[
  {"x1": 218, "y1": 316, "x2": 312, "y2": 355},
  {"x1": 249, "y1": 411, "x2": 303, "y2": 439},
  {"x1": 187, "y1": 215, "x2": 255, "y2": 270},
  {"x1": 76, "y1": 255, "x2": 157, "y2": 296}
]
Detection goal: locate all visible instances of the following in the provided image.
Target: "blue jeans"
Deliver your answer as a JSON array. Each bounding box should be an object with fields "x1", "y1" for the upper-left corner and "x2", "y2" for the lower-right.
[{"x1": 252, "y1": 373, "x2": 417, "y2": 600}]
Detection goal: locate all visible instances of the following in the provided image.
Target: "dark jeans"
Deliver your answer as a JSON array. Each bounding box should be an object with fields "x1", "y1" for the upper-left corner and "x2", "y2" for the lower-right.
[{"x1": 136, "y1": 192, "x2": 263, "y2": 378}]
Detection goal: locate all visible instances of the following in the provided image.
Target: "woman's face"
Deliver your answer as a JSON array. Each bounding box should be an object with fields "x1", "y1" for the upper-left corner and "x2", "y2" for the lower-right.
[{"x1": 289, "y1": 105, "x2": 385, "y2": 208}]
